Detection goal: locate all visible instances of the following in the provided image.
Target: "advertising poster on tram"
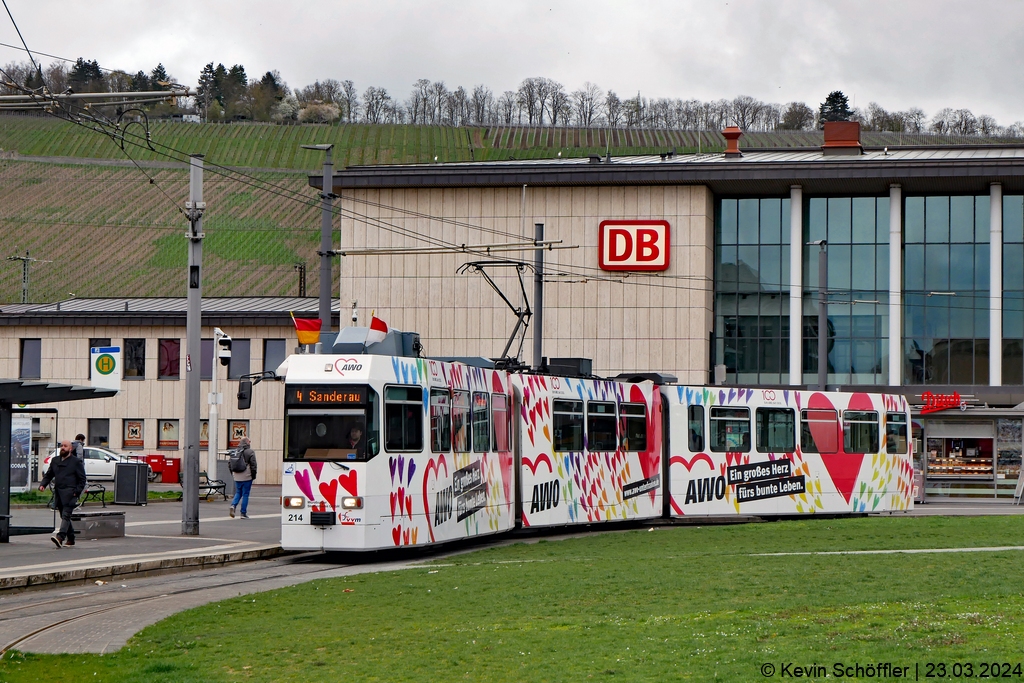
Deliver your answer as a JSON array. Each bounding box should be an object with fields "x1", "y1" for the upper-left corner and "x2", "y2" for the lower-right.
[{"x1": 10, "y1": 415, "x2": 32, "y2": 493}]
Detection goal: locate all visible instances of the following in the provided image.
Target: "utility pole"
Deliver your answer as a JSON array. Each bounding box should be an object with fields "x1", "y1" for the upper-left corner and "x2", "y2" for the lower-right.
[
  {"x1": 6, "y1": 251, "x2": 50, "y2": 303},
  {"x1": 183, "y1": 155, "x2": 205, "y2": 536},
  {"x1": 533, "y1": 223, "x2": 544, "y2": 370},
  {"x1": 301, "y1": 144, "x2": 335, "y2": 337}
]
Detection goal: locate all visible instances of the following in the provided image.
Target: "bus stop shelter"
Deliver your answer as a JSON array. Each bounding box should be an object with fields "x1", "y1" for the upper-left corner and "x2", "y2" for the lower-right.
[{"x1": 0, "y1": 379, "x2": 117, "y2": 543}]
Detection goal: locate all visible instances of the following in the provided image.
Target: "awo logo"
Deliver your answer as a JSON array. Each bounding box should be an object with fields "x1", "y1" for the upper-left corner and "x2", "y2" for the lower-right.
[
  {"x1": 334, "y1": 358, "x2": 364, "y2": 375},
  {"x1": 598, "y1": 220, "x2": 670, "y2": 271}
]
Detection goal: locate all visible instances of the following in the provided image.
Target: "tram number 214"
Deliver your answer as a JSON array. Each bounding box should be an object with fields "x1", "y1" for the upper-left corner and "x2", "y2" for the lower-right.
[{"x1": 288, "y1": 513, "x2": 304, "y2": 522}]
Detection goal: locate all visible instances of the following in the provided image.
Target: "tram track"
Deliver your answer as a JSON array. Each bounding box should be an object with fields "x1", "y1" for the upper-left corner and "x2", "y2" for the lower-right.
[{"x1": 0, "y1": 554, "x2": 351, "y2": 657}]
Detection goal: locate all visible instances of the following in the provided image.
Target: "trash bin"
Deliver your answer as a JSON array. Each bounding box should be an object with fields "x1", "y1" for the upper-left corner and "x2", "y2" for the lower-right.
[
  {"x1": 114, "y1": 462, "x2": 148, "y2": 505},
  {"x1": 161, "y1": 457, "x2": 181, "y2": 484},
  {"x1": 144, "y1": 455, "x2": 165, "y2": 479}
]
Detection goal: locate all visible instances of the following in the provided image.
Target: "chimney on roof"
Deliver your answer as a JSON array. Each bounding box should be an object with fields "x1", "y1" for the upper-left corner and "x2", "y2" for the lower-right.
[
  {"x1": 822, "y1": 121, "x2": 862, "y2": 156},
  {"x1": 722, "y1": 126, "x2": 743, "y2": 158}
]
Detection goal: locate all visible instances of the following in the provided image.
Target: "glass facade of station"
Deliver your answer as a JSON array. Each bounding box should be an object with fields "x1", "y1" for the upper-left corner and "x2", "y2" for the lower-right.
[{"x1": 714, "y1": 193, "x2": 1024, "y2": 388}]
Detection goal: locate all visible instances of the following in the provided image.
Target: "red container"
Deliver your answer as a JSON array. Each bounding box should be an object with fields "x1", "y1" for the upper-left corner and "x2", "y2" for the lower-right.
[
  {"x1": 161, "y1": 457, "x2": 181, "y2": 484},
  {"x1": 144, "y1": 455, "x2": 165, "y2": 475}
]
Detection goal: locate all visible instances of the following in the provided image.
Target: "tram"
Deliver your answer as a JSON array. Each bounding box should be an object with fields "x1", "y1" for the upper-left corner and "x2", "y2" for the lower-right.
[{"x1": 280, "y1": 340, "x2": 913, "y2": 551}]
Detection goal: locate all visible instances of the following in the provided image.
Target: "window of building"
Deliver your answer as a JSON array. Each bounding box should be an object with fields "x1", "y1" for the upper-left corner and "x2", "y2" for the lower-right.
[
  {"x1": 227, "y1": 339, "x2": 250, "y2": 380},
  {"x1": 587, "y1": 402, "x2": 617, "y2": 451},
  {"x1": 452, "y1": 390, "x2": 471, "y2": 452},
  {"x1": 904, "y1": 194, "x2": 991, "y2": 385},
  {"x1": 263, "y1": 339, "x2": 287, "y2": 376},
  {"x1": 19, "y1": 338, "x2": 41, "y2": 379},
  {"x1": 716, "y1": 197, "x2": 791, "y2": 385},
  {"x1": 843, "y1": 410, "x2": 879, "y2": 454},
  {"x1": 709, "y1": 407, "x2": 750, "y2": 452},
  {"x1": 687, "y1": 405, "x2": 705, "y2": 452},
  {"x1": 384, "y1": 386, "x2": 423, "y2": 452},
  {"x1": 88, "y1": 418, "x2": 110, "y2": 447},
  {"x1": 800, "y1": 408, "x2": 839, "y2": 454},
  {"x1": 123, "y1": 338, "x2": 146, "y2": 379},
  {"x1": 157, "y1": 419, "x2": 179, "y2": 449},
  {"x1": 1003, "y1": 194, "x2": 1024, "y2": 384},
  {"x1": 123, "y1": 419, "x2": 145, "y2": 449},
  {"x1": 552, "y1": 400, "x2": 584, "y2": 452},
  {"x1": 158, "y1": 339, "x2": 180, "y2": 379},
  {"x1": 803, "y1": 196, "x2": 890, "y2": 386},
  {"x1": 201, "y1": 338, "x2": 213, "y2": 380},
  {"x1": 472, "y1": 392, "x2": 490, "y2": 453},
  {"x1": 429, "y1": 389, "x2": 451, "y2": 453},
  {"x1": 88, "y1": 337, "x2": 111, "y2": 378},
  {"x1": 492, "y1": 394, "x2": 510, "y2": 452},
  {"x1": 621, "y1": 403, "x2": 647, "y2": 451},
  {"x1": 886, "y1": 412, "x2": 908, "y2": 454},
  {"x1": 756, "y1": 408, "x2": 795, "y2": 453}
]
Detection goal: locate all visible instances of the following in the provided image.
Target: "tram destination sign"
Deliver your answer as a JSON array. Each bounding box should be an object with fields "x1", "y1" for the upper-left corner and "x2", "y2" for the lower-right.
[{"x1": 287, "y1": 385, "x2": 367, "y2": 406}]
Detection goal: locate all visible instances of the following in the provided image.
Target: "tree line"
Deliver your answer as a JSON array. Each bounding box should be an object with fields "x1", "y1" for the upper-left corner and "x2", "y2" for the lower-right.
[{"x1": 3, "y1": 58, "x2": 1023, "y2": 137}]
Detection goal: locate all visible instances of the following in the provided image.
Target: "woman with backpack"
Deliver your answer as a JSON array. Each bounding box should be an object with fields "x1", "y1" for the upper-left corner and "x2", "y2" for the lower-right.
[{"x1": 228, "y1": 437, "x2": 257, "y2": 519}]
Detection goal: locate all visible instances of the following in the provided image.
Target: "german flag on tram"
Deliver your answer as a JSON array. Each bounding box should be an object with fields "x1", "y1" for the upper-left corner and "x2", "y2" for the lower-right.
[{"x1": 291, "y1": 312, "x2": 322, "y2": 345}]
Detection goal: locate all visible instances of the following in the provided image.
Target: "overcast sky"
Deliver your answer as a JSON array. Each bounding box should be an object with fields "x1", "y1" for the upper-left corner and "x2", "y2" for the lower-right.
[{"x1": 3, "y1": 0, "x2": 1023, "y2": 124}]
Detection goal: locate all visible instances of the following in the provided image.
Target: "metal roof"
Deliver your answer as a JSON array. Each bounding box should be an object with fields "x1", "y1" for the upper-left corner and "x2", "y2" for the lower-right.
[
  {"x1": 0, "y1": 379, "x2": 117, "y2": 405},
  {"x1": 317, "y1": 144, "x2": 1024, "y2": 196},
  {"x1": 0, "y1": 297, "x2": 342, "y2": 327}
]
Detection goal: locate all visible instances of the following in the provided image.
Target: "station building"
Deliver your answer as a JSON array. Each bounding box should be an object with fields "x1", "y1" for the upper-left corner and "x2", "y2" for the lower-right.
[{"x1": 4, "y1": 122, "x2": 1024, "y2": 495}]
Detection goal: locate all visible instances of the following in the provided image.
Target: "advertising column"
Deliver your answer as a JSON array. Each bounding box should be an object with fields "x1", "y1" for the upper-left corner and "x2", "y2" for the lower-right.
[{"x1": 10, "y1": 415, "x2": 31, "y2": 494}]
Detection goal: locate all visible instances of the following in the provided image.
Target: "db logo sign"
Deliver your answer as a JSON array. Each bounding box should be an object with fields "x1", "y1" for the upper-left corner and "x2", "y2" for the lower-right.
[{"x1": 598, "y1": 220, "x2": 670, "y2": 271}]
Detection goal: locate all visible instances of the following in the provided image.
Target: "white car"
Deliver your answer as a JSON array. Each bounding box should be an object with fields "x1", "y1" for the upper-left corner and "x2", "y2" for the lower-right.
[{"x1": 42, "y1": 447, "x2": 154, "y2": 482}]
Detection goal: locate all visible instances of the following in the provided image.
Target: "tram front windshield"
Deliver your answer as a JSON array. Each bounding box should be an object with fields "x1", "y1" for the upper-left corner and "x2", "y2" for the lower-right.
[{"x1": 285, "y1": 385, "x2": 379, "y2": 461}]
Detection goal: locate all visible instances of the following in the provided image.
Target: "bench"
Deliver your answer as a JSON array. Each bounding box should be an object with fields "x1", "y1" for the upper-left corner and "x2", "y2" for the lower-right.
[
  {"x1": 79, "y1": 482, "x2": 106, "y2": 508},
  {"x1": 177, "y1": 471, "x2": 228, "y2": 501}
]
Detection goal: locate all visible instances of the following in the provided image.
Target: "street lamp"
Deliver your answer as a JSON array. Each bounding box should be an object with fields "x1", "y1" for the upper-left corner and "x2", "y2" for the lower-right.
[{"x1": 807, "y1": 240, "x2": 828, "y2": 390}]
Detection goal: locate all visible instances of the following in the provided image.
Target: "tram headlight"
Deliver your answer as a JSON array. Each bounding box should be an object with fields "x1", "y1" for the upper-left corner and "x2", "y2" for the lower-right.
[
  {"x1": 282, "y1": 496, "x2": 306, "y2": 509},
  {"x1": 341, "y1": 496, "x2": 363, "y2": 509}
]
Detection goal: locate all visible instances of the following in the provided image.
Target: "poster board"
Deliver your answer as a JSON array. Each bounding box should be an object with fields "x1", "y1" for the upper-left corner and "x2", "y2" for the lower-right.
[{"x1": 9, "y1": 416, "x2": 31, "y2": 493}]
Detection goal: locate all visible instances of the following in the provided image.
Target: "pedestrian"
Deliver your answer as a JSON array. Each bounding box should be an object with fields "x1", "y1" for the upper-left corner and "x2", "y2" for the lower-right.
[
  {"x1": 73, "y1": 433, "x2": 85, "y2": 460},
  {"x1": 229, "y1": 437, "x2": 257, "y2": 519},
  {"x1": 39, "y1": 439, "x2": 87, "y2": 548}
]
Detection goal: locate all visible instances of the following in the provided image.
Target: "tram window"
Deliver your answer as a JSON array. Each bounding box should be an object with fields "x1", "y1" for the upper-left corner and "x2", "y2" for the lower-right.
[
  {"x1": 553, "y1": 400, "x2": 584, "y2": 452},
  {"x1": 621, "y1": 403, "x2": 647, "y2": 451},
  {"x1": 587, "y1": 402, "x2": 617, "y2": 451},
  {"x1": 452, "y1": 390, "x2": 471, "y2": 453},
  {"x1": 492, "y1": 394, "x2": 510, "y2": 452},
  {"x1": 687, "y1": 405, "x2": 705, "y2": 452},
  {"x1": 285, "y1": 410, "x2": 369, "y2": 461},
  {"x1": 844, "y1": 410, "x2": 879, "y2": 454},
  {"x1": 886, "y1": 412, "x2": 908, "y2": 454},
  {"x1": 709, "y1": 407, "x2": 750, "y2": 453},
  {"x1": 472, "y1": 392, "x2": 490, "y2": 452},
  {"x1": 384, "y1": 386, "x2": 423, "y2": 452},
  {"x1": 800, "y1": 409, "x2": 839, "y2": 454},
  {"x1": 429, "y1": 389, "x2": 451, "y2": 453},
  {"x1": 756, "y1": 408, "x2": 796, "y2": 453}
]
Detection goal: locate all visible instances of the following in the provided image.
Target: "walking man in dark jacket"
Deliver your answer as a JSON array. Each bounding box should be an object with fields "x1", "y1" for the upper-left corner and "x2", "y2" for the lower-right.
[{"x1": 39, "y1": 439, "x2": 87, "y2": 548}]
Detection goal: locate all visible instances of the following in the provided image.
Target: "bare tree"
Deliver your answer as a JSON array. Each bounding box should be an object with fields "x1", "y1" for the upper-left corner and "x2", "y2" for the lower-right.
[
  {"x1": 929, "y1": 108, "x2": 954, "y2": 134},
  {"x1": 363, "y1": 86, "x2": 392, "y2": 123},
  {"x1": 446, "y1": 85, "x2": 470, "y2": 126},
  {"x1": 497, "y1": 90, "x2": 518, "y2": 124},
  {"x1": 571, "y1": 82, "x2": 602, "y2": 127},
  {"x1": 730, "y1": 95, "x2": 764, "y2": 130},
  {"x1": 548, "y1": 81, "x2": 570, "y2": 126},
  {"x1": 406, "y1": 79, "x2": 431, "y2": 124},
  {"x1": 978, "y1": 114, "x2": 1000, "y2": 136},
  {"x1": 470, "y1": 84, "x2": 493, "y2": 124},
  {"x1": 604, "y1": 90, "x2": 623, "y2": 127},
  {"x1": 517, "y1": 77, "x2": 543, "y2": 124}
]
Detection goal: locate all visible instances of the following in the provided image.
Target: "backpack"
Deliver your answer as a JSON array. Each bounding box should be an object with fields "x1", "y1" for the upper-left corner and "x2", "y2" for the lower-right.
[{"x1": 228, "y1": 448, "x2": 248, "y2": 473}]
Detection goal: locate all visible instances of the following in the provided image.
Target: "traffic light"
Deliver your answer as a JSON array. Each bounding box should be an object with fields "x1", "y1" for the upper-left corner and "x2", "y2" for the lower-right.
[{"x1": 217, "y1": 335, "x2": 232, "y2": 367}]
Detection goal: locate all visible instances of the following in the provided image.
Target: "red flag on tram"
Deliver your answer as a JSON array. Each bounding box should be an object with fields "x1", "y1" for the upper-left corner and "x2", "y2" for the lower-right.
[
  {"x1": 291, "y1": 312, "x2": 322, "y2": 345},
  {"x1": 367, "y1": 314, "x2": 388, "y2": 344}
]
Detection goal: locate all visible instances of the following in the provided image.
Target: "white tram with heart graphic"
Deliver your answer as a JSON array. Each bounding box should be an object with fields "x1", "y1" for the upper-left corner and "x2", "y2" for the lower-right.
[{"x1": 280, "y1": 341, "x2": 913, "y2": 551}]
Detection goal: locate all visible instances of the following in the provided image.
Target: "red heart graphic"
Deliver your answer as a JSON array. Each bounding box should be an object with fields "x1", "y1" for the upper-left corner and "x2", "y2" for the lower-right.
[
  {"x1": 397, "y1": 486, "x2": 406, "y2": 516},
  {"x1": 309, "y1": 461, "x2": 324, "y2": 481},
  {"x1": 389, "y1": 492, "x2": 397, "y2": 521},
  {"x1": 405, "y1": 494, "x2": 413, "y2": 520},
  {"x1": 339, "y1": 470, "x2": 358, "y2": 497},
  {"x1": 319, "y1": 479, "x2": 339, "y2": 511},
  {"x1": 421, "y1": 455, "x2": 448, "y2": 543},
  {"x1": 499, "y1": 450, "x2": 513, "y2": 511},
  {"x1": 392, "y1": 525, "x2": 401, "y2": 546},
  {"x1": 670, "y1": 453, "x2": 715, "y2": 471},
  {"x1": 810, "y1": 392, "x2": 867, "y2": 505},
  {"x1": 522, "y1": 454, "x2": 552, "y2": 475},
  {"x1": 403, "y1": 528, "x2": 410, "y2": 545}
]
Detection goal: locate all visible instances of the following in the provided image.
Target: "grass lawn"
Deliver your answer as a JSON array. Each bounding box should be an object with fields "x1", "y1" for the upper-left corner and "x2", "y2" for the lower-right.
[
  {"x1": 5, "y1": 515, "x2": 1024, "y2": 681},
  {"x1": 10, "y1": 489, "x2": 181, "y2": 505}
]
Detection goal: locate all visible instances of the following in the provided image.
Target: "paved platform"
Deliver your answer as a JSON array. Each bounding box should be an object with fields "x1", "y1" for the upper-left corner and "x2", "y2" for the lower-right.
[{"x1": 1, "y1": 485, "x2": 283, "y2": 590}]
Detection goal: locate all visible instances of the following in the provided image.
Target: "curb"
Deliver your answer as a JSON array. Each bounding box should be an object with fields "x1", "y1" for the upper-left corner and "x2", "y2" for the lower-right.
[{"x1": 0, "y1": 545, "x2": 287, "y2": 591}]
